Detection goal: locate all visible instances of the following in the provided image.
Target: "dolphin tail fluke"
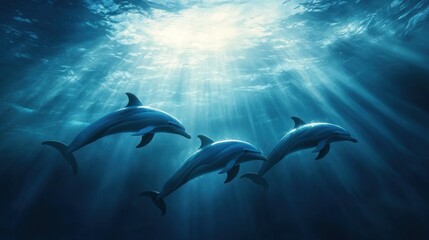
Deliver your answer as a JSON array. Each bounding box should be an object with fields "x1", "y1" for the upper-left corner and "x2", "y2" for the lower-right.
[
  {"x1": 140, "y1": 191, "x2": 166, "y2": 216},
  {"x1": 240, "y1": 173, "x2": 269, "y2": 190},
  {"x1": 42, "y1": 141, "x2": 78, "y2": 175}
]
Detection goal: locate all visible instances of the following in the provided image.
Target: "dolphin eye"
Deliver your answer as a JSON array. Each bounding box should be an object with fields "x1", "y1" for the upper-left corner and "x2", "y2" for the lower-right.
[{"x1": 244, "y1": 150, "x2": 249, "y2": 153}]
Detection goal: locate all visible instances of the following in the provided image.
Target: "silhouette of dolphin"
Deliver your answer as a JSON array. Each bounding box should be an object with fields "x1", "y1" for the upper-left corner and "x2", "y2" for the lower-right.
[
  {"x1": 141, "y1": 135, "x2": 267, "y2": 215},
  {"x1": 42, "y1": 93, "x2": 191, "y2": 175},
  {"x1": 241, "y1": 117, "x2": 357, "y2": 189}
]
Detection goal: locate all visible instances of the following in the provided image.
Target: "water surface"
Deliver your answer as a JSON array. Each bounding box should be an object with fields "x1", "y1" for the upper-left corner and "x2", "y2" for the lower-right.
[{"x1": 1, "y1": 0, "x2": 429, "y2": 239}]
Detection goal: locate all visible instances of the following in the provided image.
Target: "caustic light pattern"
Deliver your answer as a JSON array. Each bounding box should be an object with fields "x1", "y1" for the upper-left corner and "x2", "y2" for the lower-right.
[{"x1": 0, "y1": 0, "x2": 429, "y2": 239}]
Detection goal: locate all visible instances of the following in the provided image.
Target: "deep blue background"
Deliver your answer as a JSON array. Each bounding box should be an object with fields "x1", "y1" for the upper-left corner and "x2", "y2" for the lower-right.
[{"x1": 1, "y1": 0, "x2": 429, "y2": 239}]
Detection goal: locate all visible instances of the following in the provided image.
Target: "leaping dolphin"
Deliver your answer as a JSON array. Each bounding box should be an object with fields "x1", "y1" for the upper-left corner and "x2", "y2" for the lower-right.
[
  {"x1": 141, "y1": 135, "x2": 267, "y2": 215},
  {"x1": 241, "y1": 117, "x2": 357, "y2": 189},
  {"x1": 42, "y1": 93, "x2": 191, "y2": 175}
]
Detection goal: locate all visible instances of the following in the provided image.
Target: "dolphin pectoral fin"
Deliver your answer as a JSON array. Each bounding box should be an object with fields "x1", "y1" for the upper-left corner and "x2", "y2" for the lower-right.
[
  {"x1": 140, "y1": 191, "x2": 166, "y2": 216},
  {"x1": 316, "y1": 144, "x2": 330, "y2": 160},
  {"x1": 125, "y1": 93, "x2": 143, "y2": 107},
  {"x1": 132, "y1": 126, "x2": 155, "y2": 136},
  {"x1": 136, "y1": 133, "x2": 155, "y2": 148},
  {"x1": 218, "y1": 153, "x2": 243, "y2": 174},
  {"x1": 197, "y1": 135, "x2": 214, "y2": 149},
  {"x1": 224, "y1": 165, "x2": 240, "y2": 183},
  {"x1": 219, "y1": 160, "x2": 236, "y2": 174},
  {"x1": 42, "y1": 141, "x2": 78, "y2": 175},
  {"x1": 313, "y1": 139, "x2": 328, "y2": 153},
  {"x1": 240, "y1": 173, "x2": 268, "y2": 190},
  {"x1": 291, "y1": 116, "x2": 306, "y2": 128}
]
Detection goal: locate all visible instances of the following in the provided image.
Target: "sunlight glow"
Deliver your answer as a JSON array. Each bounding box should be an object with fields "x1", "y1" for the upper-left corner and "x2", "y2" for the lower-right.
[
  {"x1": 104, "y1": 2, "x2": 297, "y2": 79},
  {"x1": 145, "y1": 5, "x2": 276, "y2": 52},
  {"x1": 3, "y1": 1, "x2": 429, "y2": 237},
  {"x1": 148, "y1": 9, "x2": 239, "y2": 52},
  {"x1": 111, "y1": 2, "x2": 287, "y2": 57}
]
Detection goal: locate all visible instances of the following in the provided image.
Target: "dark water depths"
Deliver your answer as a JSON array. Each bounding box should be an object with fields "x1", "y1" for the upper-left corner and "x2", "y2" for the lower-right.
[{"x1": 1, "y1": 0, "x2": 429, "y2": 239}]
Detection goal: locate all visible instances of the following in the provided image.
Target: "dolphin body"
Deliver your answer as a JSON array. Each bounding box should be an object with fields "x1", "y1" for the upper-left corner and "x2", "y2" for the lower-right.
[
  {"x1": 241, "y1": 117, "x2": 358, "y2": 189},
  {"x1": 42, "y1": 93, "x2": 191, "y2": 175},
  {"x1": 141, "y1": 135, "x2": 267, "y2": 215}
]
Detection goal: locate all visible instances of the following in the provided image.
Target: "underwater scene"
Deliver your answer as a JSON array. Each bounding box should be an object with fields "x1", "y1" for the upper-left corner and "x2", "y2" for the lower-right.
[{"x1": 1, "y1": 0, "x2": 429, "y2": 239}]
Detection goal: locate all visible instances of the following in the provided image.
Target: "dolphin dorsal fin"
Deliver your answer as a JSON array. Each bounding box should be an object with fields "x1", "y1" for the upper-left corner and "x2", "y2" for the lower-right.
[
  {"x1": 125, "y1": 93, "x2": 143, "y2": 107},
  {"x1": 197, "y1": 135, "x2": 214, "y2": 148},
  {"x1": 291, "y1": 116, "x2": 306, "y2": 128}
]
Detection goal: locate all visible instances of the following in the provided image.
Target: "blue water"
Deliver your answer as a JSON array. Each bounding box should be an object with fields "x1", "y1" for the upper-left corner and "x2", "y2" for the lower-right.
[{"x1": 1, "y1": 0, "x2": 429, "y2": 239}]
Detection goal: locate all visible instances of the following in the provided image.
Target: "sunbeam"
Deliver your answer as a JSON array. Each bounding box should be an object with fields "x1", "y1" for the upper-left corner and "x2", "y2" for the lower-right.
[{"x1": 1, "y1": 0, "x2": 429, "y2": 239}]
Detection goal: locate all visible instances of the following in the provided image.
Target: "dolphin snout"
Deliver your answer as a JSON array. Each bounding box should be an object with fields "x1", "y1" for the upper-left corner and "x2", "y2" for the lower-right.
[
  {"x1": 347, "y1": 136, "x2": 358, "y2": 143},
  {"x1": 177, "y1": 129, "x2": 192, "y2": 139},
  {"x1": 245, "y1": 151, "x2": 268, "y2": 161},
  {"x1": 183, "y1": 132, "x2": 192, "y2": 139}
]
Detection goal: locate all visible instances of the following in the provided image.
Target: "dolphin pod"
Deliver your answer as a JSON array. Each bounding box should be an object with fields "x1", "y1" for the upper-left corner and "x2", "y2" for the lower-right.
[
  {"x1": 241, "y1": 117, "x2": 358, "y2": 190},
  {"x1": 42, "y1": 93, "x2": 191, "y2": 175},
  {"x1": 42, "y1": 93, "x2": 358, "y2": 215},
  {"x1": 141, "y1": 135, "x2": 267, "y2": 215}
]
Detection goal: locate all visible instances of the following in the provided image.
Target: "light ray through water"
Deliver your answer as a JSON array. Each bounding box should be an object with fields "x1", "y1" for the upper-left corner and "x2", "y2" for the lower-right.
[{"x1": 0, "y1": 0, "x2": 429, "y2": 239}]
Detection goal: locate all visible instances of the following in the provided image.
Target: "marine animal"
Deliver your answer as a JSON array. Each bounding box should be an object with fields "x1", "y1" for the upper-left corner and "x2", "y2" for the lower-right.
[
  {"x1": 42, "y1": 93, "x2": 191, "y2": 175},
  {"x1": 141, "y1": 135, "x2": 267, "y2": 215},
  {"x1": 241, "y1": 117, "x2": 357, "y2": 189}
]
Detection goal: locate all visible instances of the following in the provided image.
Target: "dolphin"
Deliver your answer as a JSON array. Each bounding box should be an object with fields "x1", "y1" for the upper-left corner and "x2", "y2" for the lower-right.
[
  {"x1": 42, "y1": 93, "x2": 191, "y2": 175},
  {"x1": 241, "y1": 117, "x2": 358, "y2": 189},
  {"x1": 140, "y1": 135, "x2": 267, "y2": 215}
]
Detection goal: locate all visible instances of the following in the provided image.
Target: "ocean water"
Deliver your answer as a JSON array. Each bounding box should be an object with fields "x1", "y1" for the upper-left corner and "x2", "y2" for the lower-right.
[{"x1": 1, "y1": 0, "x2": 429, "y2": 239}]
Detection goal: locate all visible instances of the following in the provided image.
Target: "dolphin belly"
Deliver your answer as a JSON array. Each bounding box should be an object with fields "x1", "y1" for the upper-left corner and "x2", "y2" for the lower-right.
[
  {"x1": 67, "y1": 120, "x2": 117, "y2": 152},
  {"x1": 258, "y1": 132, "x2": 320, "y2": 176},
  {"x1": 67, "y1": 109, "x2": 158, "y2": 151},
  {"x1": 159, "y1": 153, "x2": 226, "y2": 198}
]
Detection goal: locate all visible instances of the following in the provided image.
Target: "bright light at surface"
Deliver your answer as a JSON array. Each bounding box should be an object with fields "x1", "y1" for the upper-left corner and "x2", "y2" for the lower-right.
[
  {"x1": 148, "y1": 8, "x2": 241, "y2": 52},
  {"x1": 2, "y1": 0, "x2": 429, "y2": 239},
  {"x1": 116, "y1": 4, "x2": 283, "y2": 52},
  {"x1": 105, "y1": 2, "x2": 302, "y2": 79}
]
